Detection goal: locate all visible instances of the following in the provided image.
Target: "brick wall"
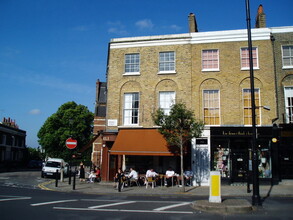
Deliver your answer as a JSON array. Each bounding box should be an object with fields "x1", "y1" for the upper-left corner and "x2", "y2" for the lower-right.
[
  {"x1": 106, "y1": 37, "x2": 277, "y2": 129},
  {"x1": 272, "y1": 32, "x2": 293, "y2": 123}
]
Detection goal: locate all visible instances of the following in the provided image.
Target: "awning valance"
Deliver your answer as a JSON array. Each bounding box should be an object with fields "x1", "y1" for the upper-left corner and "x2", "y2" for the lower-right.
[{"x1": 109, "y1": 128, "x2": 175, "y2": 156}]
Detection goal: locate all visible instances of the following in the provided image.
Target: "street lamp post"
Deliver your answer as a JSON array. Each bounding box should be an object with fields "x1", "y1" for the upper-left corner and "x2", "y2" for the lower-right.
[{"x1": 245, "y1": 0, "x2": 261, "y2": 206}]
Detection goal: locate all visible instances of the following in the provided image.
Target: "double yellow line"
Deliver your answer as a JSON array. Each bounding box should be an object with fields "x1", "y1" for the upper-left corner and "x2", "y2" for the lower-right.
[{"x1": 38, "y1": 180, "x2": 55, "y2": 191}]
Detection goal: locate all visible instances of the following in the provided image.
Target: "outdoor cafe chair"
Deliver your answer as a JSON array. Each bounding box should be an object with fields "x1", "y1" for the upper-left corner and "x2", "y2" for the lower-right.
[{"x1": 146, "y1": 177, "x2": 156, "y2": 189}]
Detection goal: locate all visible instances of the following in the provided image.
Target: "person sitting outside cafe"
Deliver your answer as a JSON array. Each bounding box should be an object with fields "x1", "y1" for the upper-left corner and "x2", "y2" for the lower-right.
[
  {"x1": 87, "y1": 170, "x2": 96, "y2": 183},
  {"x1": 183, "y1": 167, "x2": 193, "y2": 186},
  {"x1": 145, "y1": 168, "x2": 159, "y2": 187},
  {"x1": 127, "y1": 167, "x2": 138, "y2": 186},
  {"x1": 95, "y1": 167, "x2": 101, "y2": 182},
  {"x1": 165, "y1": 167, "x2": 175, "y2": 187}
]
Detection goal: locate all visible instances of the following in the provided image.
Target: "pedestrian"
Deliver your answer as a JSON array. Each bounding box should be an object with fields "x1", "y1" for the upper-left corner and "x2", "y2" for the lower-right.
[
  {"x1": 114, "y1": 168, "x2": 124, "y2": 192},
  {"x1": 79, "y1": 162, "x2": 85, "y2": 182}
]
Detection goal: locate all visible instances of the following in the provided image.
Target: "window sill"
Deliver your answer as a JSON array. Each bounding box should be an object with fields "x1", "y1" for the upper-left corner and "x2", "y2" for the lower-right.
[
  {"x1": 282, "y1": 66, "x2": 293, "y2": 70},
  {"x1": 118, "y1": 125, "x2": 143, "y2": 128},
  {"x1": 202, "y1": 69, "x2": 220, "y2": 72},
  {"x1": 157, "y1": 70, "x2": 176, "y2": 75},
  {"x1": 241, "y1": 67, "x2": 260, "y2": 71},
  {"x1": 123, "y1": 72, "x2": 140, "y2": 76}
]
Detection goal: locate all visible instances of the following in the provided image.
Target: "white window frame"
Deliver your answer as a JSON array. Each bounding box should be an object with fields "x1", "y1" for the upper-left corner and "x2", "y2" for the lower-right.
[
  {"x1": 123, "y1": 93, "x2": 139, "y2": 126},
  {"x1": 124, "y1": 53, "x2": 140, "y2": 76},
  {"x1": 284, "y1": 87, "x2": 293, "y2": 123},
  {"x1": 240, "y1": 47, "x2": 259, "y2": 70},
  {"x1": 282, "y1": 46, "x2": 293, "y2": 69},
  {"x1": 159, "y1": 91, "x2": 175, "y2": 115},
  {"x1": 202, "y1": 49, "x2": 220, "y2": 72},
  {"x1": 203, "y1": 90, "x2": 220, "y2": 125},
  {"x1": 158, "y1": 51, "x2": 176, "y2": 74},
  {"x1": 243, "y1": 88, "x2": 261, "y2": 125}
]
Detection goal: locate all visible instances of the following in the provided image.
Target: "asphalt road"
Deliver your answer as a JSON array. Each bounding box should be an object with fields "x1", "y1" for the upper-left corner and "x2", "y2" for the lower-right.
[{"x1": 0, "y1": 170, "x2": 293, "y2": 219}]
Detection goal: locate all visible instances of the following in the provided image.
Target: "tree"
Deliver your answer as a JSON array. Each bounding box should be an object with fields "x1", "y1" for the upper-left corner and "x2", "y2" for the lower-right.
[
  {"x1": 27, "y1": 147, "x2": 44, "y2": 160},
  {"x1": 37, "y1": 101, "x2": 94, "y2": 162},
  {"x1": 152, "y1": 103, "x2": 204, "y2": 192}
]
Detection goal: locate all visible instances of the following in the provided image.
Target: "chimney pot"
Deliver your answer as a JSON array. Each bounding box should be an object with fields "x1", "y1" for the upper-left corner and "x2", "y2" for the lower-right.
[
  {"x1": 188, "y1": 13, "x2": 198, "y2": 33},
  {"x1": 255, "y1": 4, "x2": 266, "y2": 28}
]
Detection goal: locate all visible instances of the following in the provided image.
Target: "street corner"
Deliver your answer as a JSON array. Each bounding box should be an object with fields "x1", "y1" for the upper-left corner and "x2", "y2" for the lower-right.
[
  {"x1": 191, "y1": 198, "x2": 253, "y2": 214},
  {"x1": 38, "y1": 180, "x2": 55, "y2": 191}
]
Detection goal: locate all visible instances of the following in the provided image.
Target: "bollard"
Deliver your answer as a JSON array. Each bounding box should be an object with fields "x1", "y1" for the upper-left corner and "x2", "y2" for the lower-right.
[
  {"x1": 73, "y1": 167, "x2": 76, "y2": 190},
  {"x1": 55, "y1": 169, "x2": 59, "y2": 187},
  {"x1": 60, "y1": 167, "x2": 64, "y2": 182},
  {"x1": 209, "y1": 171, "x2": 221, "y2": 203},
  {"x1": 68, "y1": 168, "x2": 71, "y2": 185}
]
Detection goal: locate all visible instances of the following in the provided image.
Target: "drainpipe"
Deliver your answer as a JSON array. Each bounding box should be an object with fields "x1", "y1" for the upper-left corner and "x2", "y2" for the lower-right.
[{"x1": 271, "y1": 35, "x2": 280, "y2": 124}]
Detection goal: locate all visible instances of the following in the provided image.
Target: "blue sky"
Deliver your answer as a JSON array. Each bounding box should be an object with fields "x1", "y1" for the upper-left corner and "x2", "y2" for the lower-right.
[{"x1": 0, "y1": 0, "x2": 292, "y2": 148}]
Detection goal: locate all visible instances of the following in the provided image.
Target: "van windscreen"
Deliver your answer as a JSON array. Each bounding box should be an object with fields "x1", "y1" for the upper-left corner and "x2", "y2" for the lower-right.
[{"x1": 46, "y1": 161, "x2": 61, "y2": 168}]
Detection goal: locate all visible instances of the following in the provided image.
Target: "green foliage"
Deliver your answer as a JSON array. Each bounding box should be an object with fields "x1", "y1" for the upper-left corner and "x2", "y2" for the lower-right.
[
  {"x1": 27, "y1": 147, "x2": 44, "y2": 160},
  {"x1": 153, "y1": 103, "x2": 204, "y2": 148},
  {"x1": 37, "y1": 101, "x2": 94, "y2": 161},
  {"x1": 153, "y1": 102, "x2": 204, "y2": 192}
]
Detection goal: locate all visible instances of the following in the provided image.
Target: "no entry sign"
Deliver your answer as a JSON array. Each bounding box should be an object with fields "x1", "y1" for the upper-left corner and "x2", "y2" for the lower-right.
[{"x1": 66, "y1": 138, "x2": 77, "y2": 149}]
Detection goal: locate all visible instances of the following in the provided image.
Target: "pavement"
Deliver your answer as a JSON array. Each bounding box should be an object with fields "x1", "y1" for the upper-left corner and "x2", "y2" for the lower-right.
[{"x1": 39, "y1": 177, "x2": 293, "y2": 214}]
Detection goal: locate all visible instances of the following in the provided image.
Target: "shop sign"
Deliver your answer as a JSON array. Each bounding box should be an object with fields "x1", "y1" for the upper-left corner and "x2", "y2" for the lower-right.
[{"x1": 211, "y1": 127, "x2": 253, "y2": 137}]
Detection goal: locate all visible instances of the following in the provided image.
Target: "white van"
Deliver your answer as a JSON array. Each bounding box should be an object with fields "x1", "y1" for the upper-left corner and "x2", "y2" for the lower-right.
[{"x1": 41, "y1": 158, "x2": 69, "y2": 178}]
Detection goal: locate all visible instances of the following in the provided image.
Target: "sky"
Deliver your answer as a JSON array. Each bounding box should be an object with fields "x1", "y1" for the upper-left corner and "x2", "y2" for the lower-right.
[{"x1": 0, "y1": 0, "x2": 292, "y2": 148}]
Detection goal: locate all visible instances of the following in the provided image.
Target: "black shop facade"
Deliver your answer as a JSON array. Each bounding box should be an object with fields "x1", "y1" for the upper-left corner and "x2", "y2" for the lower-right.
[{"x1": 210, "y1": 126, "x2": 278, "y2": 184}]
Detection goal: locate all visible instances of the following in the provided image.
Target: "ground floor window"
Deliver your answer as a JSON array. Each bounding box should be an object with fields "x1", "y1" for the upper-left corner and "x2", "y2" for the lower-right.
[
  {"x1": 211, "y1": 135, "x2": 272, "y2": 181},
  {"x1": 212, "y1": 141, "x2": 230, "y2": 178},
  {"x1": 258, "y1": 141, "x2": 272, "y2": 178}
]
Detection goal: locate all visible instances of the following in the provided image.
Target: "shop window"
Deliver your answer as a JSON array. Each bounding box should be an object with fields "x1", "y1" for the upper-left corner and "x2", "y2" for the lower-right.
[
  {"x1": 258, "y1": 144, "x2": 272, "y2": 178},
  {"x1": 212, "y1": 145, "x2": 230, "y2": 178}
]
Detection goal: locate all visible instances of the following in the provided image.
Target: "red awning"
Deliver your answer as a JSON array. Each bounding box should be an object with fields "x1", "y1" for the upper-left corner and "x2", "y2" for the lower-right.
[{"x1": 109, "y1": 129, "x2": 175, "y2": 156}]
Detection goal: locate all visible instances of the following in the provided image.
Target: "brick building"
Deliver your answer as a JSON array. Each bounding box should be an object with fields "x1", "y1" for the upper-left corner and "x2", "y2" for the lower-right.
[
  {"x1": 93, "y1": 6, "x2": 293, "y2": 185},
  {"x1": 270, "y1": 29, "x2": 293, "y2": 179},
  {"x1": 0, "y1": 118, "x2": 27, "y2": 169}
]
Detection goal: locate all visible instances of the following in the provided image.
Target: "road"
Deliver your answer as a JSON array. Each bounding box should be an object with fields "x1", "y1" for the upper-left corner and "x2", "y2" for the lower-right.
[{"x1": 0, "y1": 170, "x2": 293, "y2": 219}]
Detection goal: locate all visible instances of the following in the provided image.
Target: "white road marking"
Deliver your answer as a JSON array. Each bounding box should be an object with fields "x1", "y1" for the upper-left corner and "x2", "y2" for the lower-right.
[
  {"x1": 53, "y1": 207, "x2": 193, "y2": 214},
  {"x1": 31, "y1": 199, "x2": 78, "y2": 206},
  {"x1": 82, "y1": 199, "x2": 186, "y2": 204},
  {"x1": 153, "y1": 202, "x2": 190, "y2": 211},
  {"x1": 88, "y1": 201, "x2": 136, "y2": 209},
  {"x1": 0, "y1": 196, "x2": 31, "y2": 202}
]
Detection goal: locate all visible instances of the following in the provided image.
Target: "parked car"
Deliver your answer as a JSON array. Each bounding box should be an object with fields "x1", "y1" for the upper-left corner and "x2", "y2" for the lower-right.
[{"x1": 41, "y1": 158, "x2": 69, "y2": 178}]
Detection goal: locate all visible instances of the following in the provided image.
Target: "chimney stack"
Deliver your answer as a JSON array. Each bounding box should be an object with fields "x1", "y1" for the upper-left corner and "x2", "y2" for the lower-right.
[
  {"x1": 255, "y1": 4, "x2": 266, "y2": 28},
  {"x1": 188, "y1": 13, "x2": 198, "y2": 33}
]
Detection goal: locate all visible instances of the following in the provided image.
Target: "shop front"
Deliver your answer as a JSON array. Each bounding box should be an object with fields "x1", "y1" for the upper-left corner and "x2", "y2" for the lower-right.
[
  {"x1": 210, "y1": 126, "x2": 274, "y2": 184},
  {"x1": 279, "y1": 124, "x2": 293, "y2": 179},
  {"x1": 108, "y1": 128, "x2": 180, "y2": 180}
]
